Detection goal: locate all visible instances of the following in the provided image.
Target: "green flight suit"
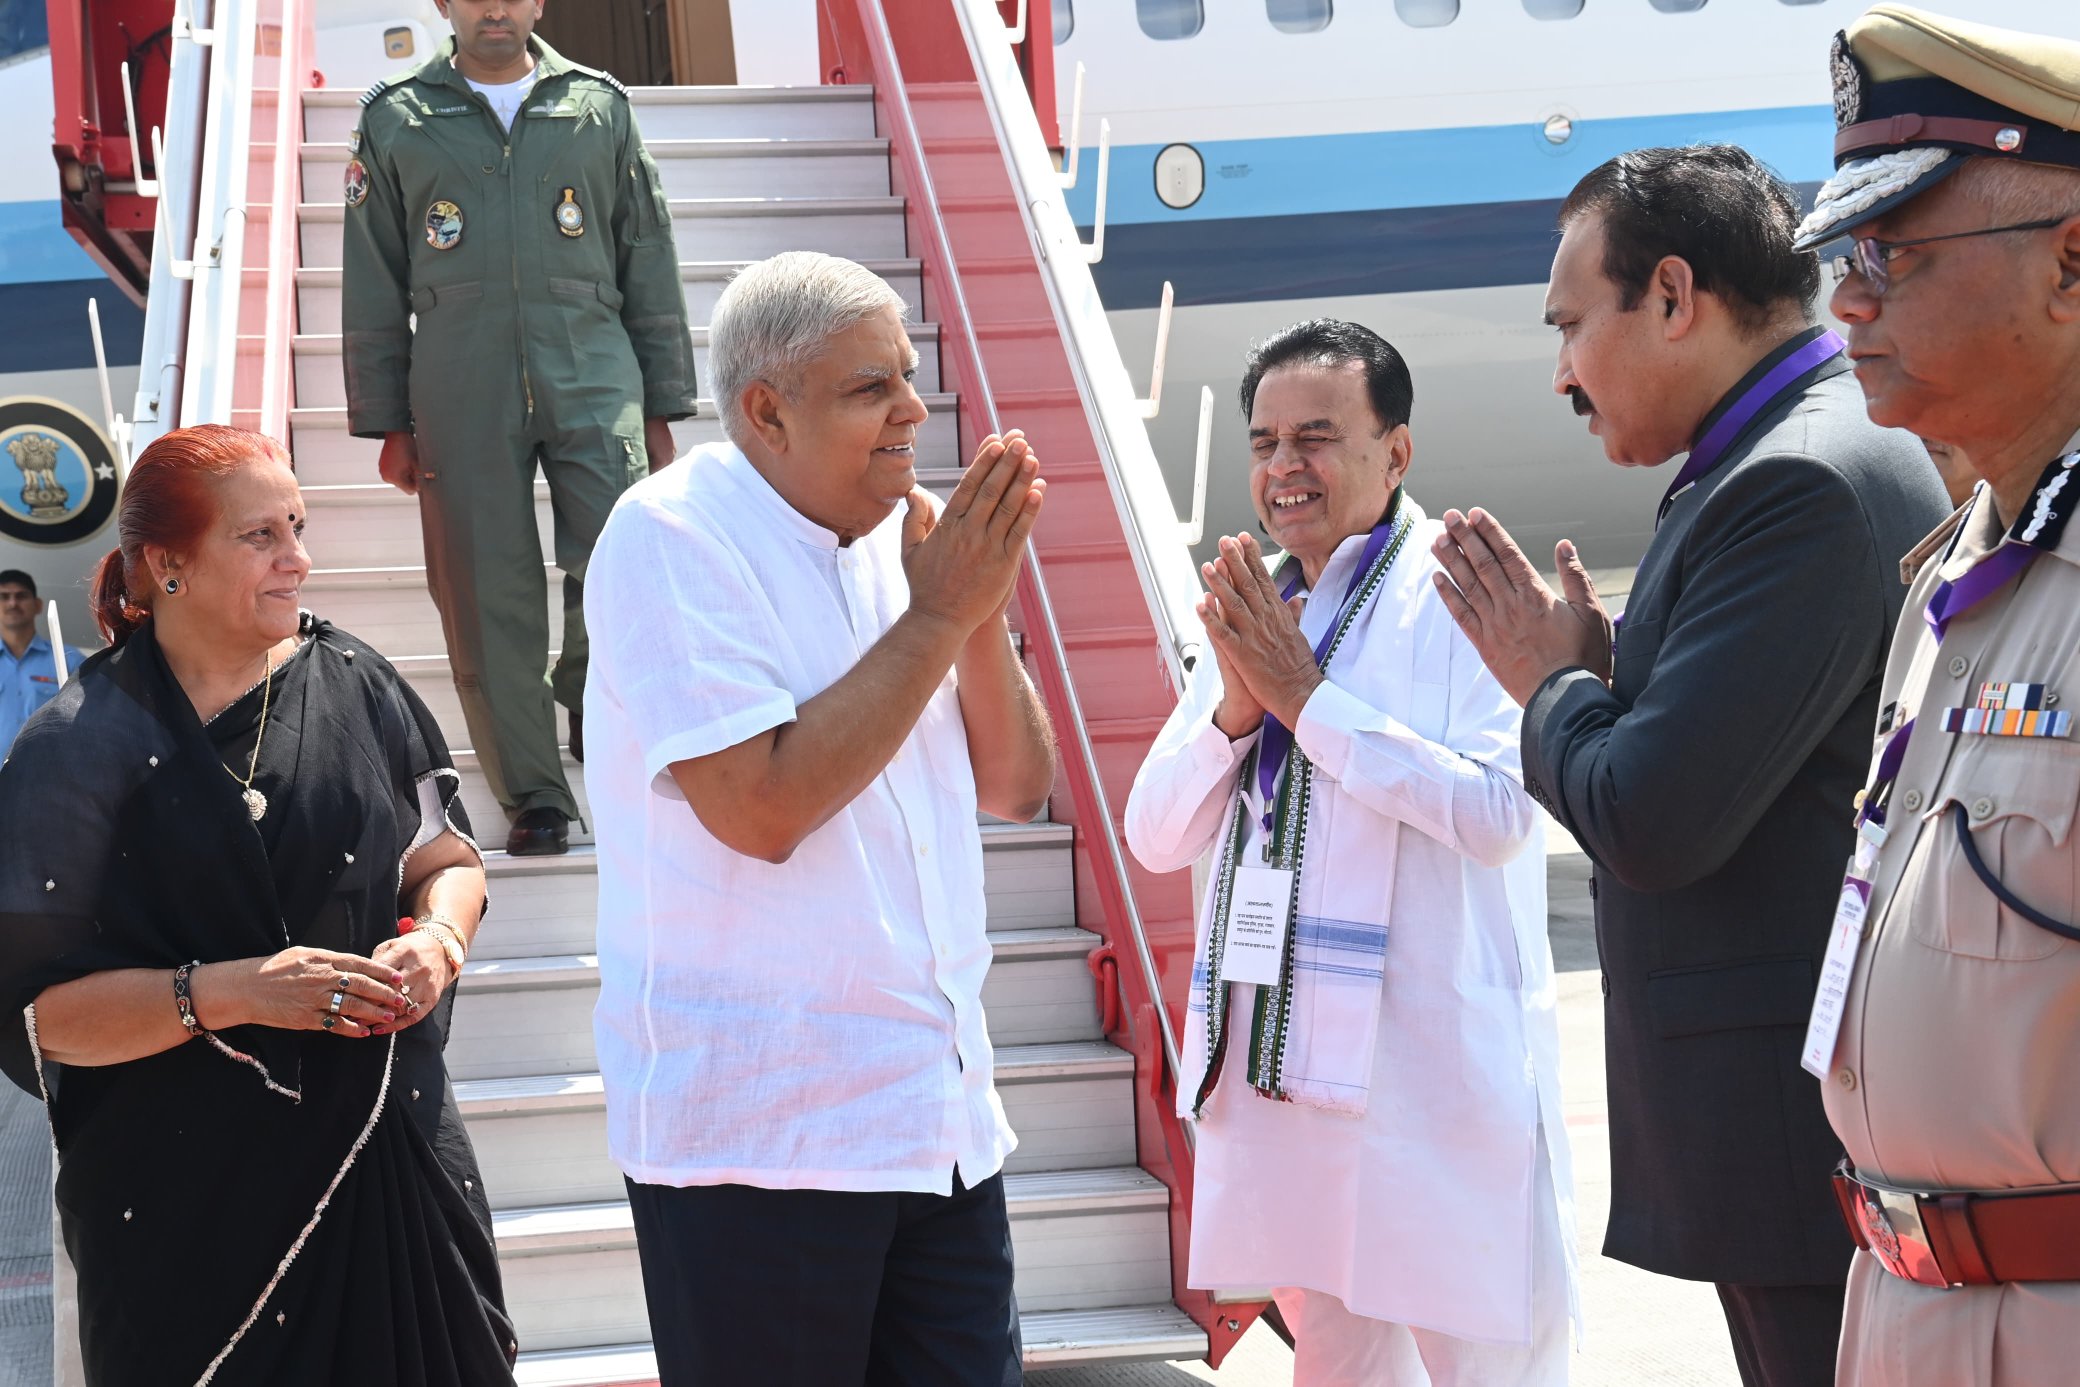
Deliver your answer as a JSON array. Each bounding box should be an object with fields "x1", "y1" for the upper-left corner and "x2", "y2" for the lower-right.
[{"x1": 341, "y1": 36, "x2": 694, "y2": 820}]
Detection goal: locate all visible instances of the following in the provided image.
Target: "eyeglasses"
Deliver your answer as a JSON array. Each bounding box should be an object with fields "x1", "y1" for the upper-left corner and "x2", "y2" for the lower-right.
[{"x1": 1829, "y1": 217, "x2": 2074, "y2": 296}]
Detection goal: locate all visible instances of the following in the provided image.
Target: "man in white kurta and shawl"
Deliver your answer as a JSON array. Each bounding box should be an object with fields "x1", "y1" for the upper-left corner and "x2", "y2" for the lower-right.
[{"x1": 1125, "y1": 320, "x2": 1579, "y2": 1385}]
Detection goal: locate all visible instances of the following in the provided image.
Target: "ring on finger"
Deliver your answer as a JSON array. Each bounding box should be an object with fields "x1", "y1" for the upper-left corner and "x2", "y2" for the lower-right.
[
  {"x1": 321, "y1": 1014, "x2": 338, "y2": 1030},
  {"x1": 404, "y1": 998, "x2": 421, "y2": 1015},
  {"x1": 327, "y1": 991, "x2": 346, "y2": 1015}
]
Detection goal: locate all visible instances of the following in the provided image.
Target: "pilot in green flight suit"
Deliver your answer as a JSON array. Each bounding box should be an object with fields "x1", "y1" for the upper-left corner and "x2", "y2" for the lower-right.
[{"x1": 341, "y1": 4, "x2": 694, "y2": 855}]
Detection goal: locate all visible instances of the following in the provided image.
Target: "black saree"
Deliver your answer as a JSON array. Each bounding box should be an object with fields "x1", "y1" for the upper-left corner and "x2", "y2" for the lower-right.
[{"x1": 0, "y1": 615, "x2": 515, "y2": 1386}]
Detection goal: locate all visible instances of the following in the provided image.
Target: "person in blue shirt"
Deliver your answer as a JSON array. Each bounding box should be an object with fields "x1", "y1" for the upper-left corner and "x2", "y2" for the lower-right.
[{"x1": 0, "y1": 570, "x2": 91, "y2": 751}]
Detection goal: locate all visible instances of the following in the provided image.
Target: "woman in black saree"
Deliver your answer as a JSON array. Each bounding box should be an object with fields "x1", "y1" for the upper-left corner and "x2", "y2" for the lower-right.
[{"x1": 0, "y1": 425, "x2": 516, "y2": 1385}]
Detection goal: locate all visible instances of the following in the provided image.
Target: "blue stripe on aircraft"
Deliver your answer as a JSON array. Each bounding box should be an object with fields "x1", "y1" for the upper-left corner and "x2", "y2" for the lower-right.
[
  {"x1": 0, "y1": 201, "x2": 111, "y2": 285},
  {"x1": 1084, "y1": 182, "x2": 1825, "y2": 310},
  {"x1": 1064, "y1": 105, "x2": 1837, "y2": 227},
  {"x1": 0, "y1": 281, "x2": 143, "y2": 372}
]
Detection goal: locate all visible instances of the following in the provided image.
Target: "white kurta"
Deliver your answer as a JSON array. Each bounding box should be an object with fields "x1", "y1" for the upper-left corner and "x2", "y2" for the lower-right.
[{"x1": 1124, "y1": 507, "x2": 1579, "y2": 1346}]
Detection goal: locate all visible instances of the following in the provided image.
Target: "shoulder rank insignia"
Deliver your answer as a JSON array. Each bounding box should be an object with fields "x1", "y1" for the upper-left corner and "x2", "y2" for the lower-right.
[
  {"x1": 1941, "y1": 682, "x2": 2071, "y2": 739},
  {"x1": 343, "y1": 159, "x2": 369, "y2": 209},
  {"x1": 425, "y1": 200, "x2": 464, "y2": 251},
  {"x1": 554, "y1": 187, "x2": 585, "y2": 238},
  {"x1": 360, "y1": 77, "x2": 396, "y2": 108}
]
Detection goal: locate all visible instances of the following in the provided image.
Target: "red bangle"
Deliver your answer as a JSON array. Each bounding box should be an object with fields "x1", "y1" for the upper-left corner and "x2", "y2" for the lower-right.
[{"x1": 397, "y1": 916, "x2": 417, "y2": 937}]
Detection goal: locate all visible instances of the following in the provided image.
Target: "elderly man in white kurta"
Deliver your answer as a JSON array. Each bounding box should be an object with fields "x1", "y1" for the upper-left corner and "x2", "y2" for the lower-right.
[{"x1": 1126, "y1": 320, "x2": 1578, "y2": 1386}]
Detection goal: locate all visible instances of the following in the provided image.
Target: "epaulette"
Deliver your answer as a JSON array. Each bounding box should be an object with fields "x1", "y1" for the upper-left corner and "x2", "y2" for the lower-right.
[
  {"x1": 360, "y1": 73, "x2": 410, "y2": 108},
  {"x1": 568, "y1": 61, "x2": 628, "y2": 97}
]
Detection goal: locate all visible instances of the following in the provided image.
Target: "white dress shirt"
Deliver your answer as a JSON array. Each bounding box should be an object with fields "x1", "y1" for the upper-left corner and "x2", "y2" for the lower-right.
[
  {"x1": 582, "y1": 442, "x2": 1015, "y2": 1194},
  {"x1": 1125, "y1": 505, "x2": 1579, "y2": 1344}
]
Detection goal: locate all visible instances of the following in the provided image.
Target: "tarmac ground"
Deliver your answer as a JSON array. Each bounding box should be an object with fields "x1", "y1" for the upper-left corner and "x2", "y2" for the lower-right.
[{"x1": 0, "y1": 829, "x2": 1745, "y2": 1386}]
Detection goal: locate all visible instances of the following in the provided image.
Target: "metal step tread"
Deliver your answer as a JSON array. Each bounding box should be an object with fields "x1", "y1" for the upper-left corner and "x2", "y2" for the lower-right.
[
  {"x1": 511, "y1": 1305, "x2": 1208, "y2": 1383},
  {"x1": 299, "y1": 194, "x2": 904, "y2": 224},
  {"x1": 303, "y1": 84, "x2": 875, "y2": 111},
  {"x1": 495, "y1": 1165, "x2": 1165, "y2": 1255},
  {"x1": 301, "y1": 135, "x2": 891, "y2": 161},
  {"x1": 292, "y1": 257, "x2": 924, "y2": 284},
  {"x1": 459, "y1": 919, "x2": 1092, "y2": 996},
  {"x1": 457, "y1": 1037, "x2": 1132, "y2": 1119},
  {"x1": 289, "y1": 397, "x2": 958, "y2": 429},
  {"x1": 290, "y1": 322, "x2": 941, "y2": 352}
]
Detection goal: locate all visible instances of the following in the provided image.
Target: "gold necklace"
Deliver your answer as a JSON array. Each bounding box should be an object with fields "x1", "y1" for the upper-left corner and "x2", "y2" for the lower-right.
[{"x1": 226, "y1": 653, "x2": 276, "y2": 822}]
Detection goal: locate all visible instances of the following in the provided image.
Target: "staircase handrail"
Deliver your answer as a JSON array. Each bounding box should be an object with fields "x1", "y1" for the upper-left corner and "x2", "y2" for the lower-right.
[
  {"x1": 175, "y1": 0, "x2": 261, "y2": 428},
  {"x1": 948, "y1": 0, "x2": 1206, "y2": 692},
  {"x1": 839, "y1": 0, "x2": 1189, "y2": 1108},
  {"x1": 125, "y1": 0, "x2": 216, "y2": 456},
  {"x1": 256, "y1": 0, "x2": 316, "y2": 441}
]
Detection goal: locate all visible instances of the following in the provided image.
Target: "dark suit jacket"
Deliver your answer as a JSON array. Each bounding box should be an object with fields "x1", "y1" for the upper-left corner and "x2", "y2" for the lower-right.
[{"x1": 1521, "y1": 337, "x2": 1951, "y2": 1285}]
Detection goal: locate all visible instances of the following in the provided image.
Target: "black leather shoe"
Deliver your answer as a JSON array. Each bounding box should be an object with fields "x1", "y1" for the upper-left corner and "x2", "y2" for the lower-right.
[
  {"x1": 506, "y1": 807, "x2": 570, "y2": 857},
  {"x1": 568, "y1": 708, "x2": 583, "y2": 765}
]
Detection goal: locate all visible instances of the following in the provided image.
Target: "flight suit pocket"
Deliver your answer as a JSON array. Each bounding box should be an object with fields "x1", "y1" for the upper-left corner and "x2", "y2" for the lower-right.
[
  {"x1": 1921, "y1": 737, "x2": 2080, "y2": 961},
  {"x1": 546, "y1": 277, "x2": 624, "y2": 312},
  {"x1": 408, "y1": 281, "x2": 484, "y2": 313}
]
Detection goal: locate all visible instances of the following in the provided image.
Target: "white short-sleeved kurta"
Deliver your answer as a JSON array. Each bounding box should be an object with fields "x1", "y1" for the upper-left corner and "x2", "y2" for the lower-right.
[
  {"x1": 582, "y1": 443, "x2": 1014, "y2": 1195},
  {"x1": 1126, "y1": 507, "x2": 1579, "y2": 1346}
]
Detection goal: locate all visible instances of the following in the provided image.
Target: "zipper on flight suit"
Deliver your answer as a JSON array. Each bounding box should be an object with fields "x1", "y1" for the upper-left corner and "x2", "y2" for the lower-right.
[{"x1": 462, "y1": 78, "x2": 538, "y2": 421}]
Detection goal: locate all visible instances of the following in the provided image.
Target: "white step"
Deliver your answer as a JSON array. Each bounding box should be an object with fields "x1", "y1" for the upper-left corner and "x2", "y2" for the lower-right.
[
  {"x1": 300, "y1": 481, "x2": 551, "y2": 570},
  {"x1": 461, "y1": 819, "x2": 1074, "y2": 965},
  {"x1": 394, "y1": 652, "x2": 567, "y2": 750},
  {"x1": 302, "y1": 136, "x2": 893, "y2": 201},
  {"x1": 303, "y1": 85, "x2": 879, "y2": 145},
  {"x1": 303, "y1": 565, "x2": 565, "y2": 663},
  {"x1": 289, "y1": 323, "x2": 941, "y2": 408},
  {"x1": 512, "y1": 1304, "x2": 1208, "y2": 1384},
  {"x1": 449, "y1": 919, "x2": 1097, "y2": 1084},
  {"x1": 291, "y1": 260, "x2": 924, "y2": 335},
  {"x1": 459, "y1": 1039, "x2": 1138, "y2": 1214},
  {"x1": 490, "y1": 1165, "x2": 1171, "y2": 1353},
  {"x1": 287, "y1": 402, "x2": 960, "y2": 488},
  {"x1": 298, "y1": 195, "x2": 909, "y2": 268}
]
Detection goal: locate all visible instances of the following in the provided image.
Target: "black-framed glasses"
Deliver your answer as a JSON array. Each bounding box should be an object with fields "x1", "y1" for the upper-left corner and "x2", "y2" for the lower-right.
[{"x1": 1829, "y1": 217, "x2": 2073, "y2": 296}]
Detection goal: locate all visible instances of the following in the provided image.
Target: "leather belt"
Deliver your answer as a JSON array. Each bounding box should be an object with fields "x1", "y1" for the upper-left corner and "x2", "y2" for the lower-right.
[
  {"x1": 1834, "y1": 1159, "x2": 2080, "y2": 1287},
  {"x1": 1835, "y1": 113, "x2": 2030, "y2": 160}
]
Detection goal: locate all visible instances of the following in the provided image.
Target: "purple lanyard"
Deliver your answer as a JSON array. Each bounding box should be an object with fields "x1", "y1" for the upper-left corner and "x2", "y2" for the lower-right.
[
  {"x1": 1859, "y1": 538, "x2": 2041, "y2": 834},
  {"x1": 1253, "y1": 518, "x2": 1398, "y2": 833},
  {"x1": 1657, "y1": 331, "x2": 1847, "y2": 527}
]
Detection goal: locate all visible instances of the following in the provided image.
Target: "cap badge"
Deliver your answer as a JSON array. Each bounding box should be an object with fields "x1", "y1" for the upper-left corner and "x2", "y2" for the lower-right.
[
  {"x1": 1831, "y1": 31, "x2": 1865, "y2": 130},
  {"x1": 1996, "y1": 127, "x2": 2024, "y2": 154},
  {"x1": 555, "y1": 187, "x2": 585, "y2": 238},
  {"x1": 425, "y1": 199, "x2": 464, "y2": 251}
]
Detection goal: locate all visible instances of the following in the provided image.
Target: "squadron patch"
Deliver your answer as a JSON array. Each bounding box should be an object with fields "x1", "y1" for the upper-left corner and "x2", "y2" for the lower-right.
[
  {"x1": 343, "y1": 159, "x2": 369, "y2": 209},
  {"x1": 425, "y1": 199, "x2": 464, "y2": 251},
  {"x1": 555, "y1": 187, "x2": 585, "y2": 238},
  {"x1": 1831, "y1": 31, "x2": 1866, "y2": 129}
]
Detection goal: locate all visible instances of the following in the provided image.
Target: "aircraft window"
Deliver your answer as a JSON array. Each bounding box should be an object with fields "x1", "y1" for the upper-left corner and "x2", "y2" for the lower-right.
[
  {"x1": 1394, "y1": 0, "x2": 1458, "y2": 27},
  {"x1": 1054, "y1": 0, "x2": 1073, "y2": 43},
  {"x1": 1136, "y1": 0, "x2": 1205, "y2": 40},
  {"x1": 1268, "y1": 0, "x2": 1332, "y2": 33},
  {"x1": 1523, "y1": 0, "x2": 1584, "y2": 17},
  {"x1": 1649, "y1": 0, "x2": 1708, "y2": 9}
]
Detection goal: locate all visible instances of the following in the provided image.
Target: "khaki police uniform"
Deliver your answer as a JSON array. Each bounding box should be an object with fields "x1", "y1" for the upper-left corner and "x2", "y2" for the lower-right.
[
  {"x1": 341, "y1": 36, "x2": 695, "y2": 820},
  {"x1": 1790, "y1": 10, "x2": 2080, "y2": 1383}
]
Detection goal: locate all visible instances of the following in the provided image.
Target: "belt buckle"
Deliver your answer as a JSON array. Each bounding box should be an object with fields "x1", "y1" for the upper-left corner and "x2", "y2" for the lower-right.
[{"x1": 1854, "y1": 1180, "x2": 1952, "y2": 1289}]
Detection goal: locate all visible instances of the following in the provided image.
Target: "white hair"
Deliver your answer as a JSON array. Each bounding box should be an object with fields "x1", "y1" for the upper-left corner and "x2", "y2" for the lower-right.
[
  {"x1": 1950, "y1": 156, "x2": 2080, "y2": 225},
  {"x1": 708, "y1": 252, "x2": 908, "y2": 448}
]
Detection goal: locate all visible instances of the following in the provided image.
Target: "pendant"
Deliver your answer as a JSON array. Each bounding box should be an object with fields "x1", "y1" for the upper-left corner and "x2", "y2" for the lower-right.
[{"x1": 243, "y1": 788, "x2": 268, "y2": 821}]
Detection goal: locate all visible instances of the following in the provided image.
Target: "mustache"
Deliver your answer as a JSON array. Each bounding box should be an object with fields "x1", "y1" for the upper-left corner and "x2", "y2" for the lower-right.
[{"x1": 1569, "y1": 387, "x2": 1596, "y2": 418}]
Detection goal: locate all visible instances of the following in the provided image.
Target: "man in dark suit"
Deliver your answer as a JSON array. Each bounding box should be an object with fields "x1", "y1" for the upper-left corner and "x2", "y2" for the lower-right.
[{"x1": 1431, "y1": 145, "x2": 1950, "y2": 1387}]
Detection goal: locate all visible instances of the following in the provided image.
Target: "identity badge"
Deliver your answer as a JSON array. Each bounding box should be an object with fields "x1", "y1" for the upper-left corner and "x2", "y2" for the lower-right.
[
  {"x1": 1220, "y1": 865, "x2": 1294, "y2": 987},
  {"x1": 1801, "y1": 877, "x2": 1871, "y2": 1078}
]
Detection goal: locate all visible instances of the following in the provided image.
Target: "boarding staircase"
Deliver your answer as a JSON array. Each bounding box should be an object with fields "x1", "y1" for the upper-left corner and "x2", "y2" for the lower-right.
[{"x1": 56, "y1": 0, "x2": 1258, "y2": 1378}]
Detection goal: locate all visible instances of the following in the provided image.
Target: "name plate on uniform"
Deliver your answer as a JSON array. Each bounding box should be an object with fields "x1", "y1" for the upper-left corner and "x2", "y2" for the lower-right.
[{"x1": 1220, "y1": 865, "x2": 1294, "y2": 987}]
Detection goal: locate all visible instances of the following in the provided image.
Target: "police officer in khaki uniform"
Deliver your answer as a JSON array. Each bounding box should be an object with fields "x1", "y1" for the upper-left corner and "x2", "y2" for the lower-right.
[
  {"x1": 1792, "y1": 7, "x2": 2080, "y2": 1384},
  {"x1": 342, "y1": 0, "x2": 695, "y2": 855}
]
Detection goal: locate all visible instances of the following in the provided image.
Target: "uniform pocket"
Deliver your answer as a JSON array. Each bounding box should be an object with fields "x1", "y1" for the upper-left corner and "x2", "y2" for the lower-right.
[
  {"x1": 408, "y1": 280, "x2": 484, "y2": 312},
  {"x1": 1917, "y1": 737, "x2": 2080, "y2": 961}
]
